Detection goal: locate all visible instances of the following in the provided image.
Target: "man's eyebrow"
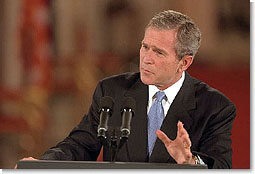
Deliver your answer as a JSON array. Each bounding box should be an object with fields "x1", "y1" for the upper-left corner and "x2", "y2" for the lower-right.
[
  {"x1": 141, "y1": 41, "x2": 168, "y2": 55},
  {"x1": 151, "y1": 46, "x2": 168, "y2": 55}
]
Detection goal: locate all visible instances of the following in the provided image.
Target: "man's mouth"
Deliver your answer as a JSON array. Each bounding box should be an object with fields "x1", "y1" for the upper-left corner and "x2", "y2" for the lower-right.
[{"x1": 142, "y1": 68, "x2": 153, "y2": 74}]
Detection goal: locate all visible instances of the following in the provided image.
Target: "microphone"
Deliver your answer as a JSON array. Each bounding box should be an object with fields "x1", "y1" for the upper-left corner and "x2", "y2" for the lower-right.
[
  {"x1": 97, "y1": 96, "x2": 114, "y2": 142},
  {"x1": 120, "y1": 97, "x2": 136, "y2": 138},
  {"x1": 117, "y1": 97, "x2": 136, "y2": 151}
]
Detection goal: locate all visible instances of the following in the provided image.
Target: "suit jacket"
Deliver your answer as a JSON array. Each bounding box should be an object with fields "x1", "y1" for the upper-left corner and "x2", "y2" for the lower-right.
[{"x1": 41, "y1": 72, "x2": 236, "y2": 169}]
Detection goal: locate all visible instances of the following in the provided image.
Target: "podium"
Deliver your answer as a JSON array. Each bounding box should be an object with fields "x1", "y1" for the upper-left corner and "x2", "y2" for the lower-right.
[{"x1": 17, "y1": 160, "x2": 207, "y2": 169}]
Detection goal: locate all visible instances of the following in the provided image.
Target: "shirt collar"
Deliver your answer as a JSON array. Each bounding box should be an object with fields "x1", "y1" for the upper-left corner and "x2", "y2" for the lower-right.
[{"x1": 149, "y1": 71, "x2": 185, "y2": 102}]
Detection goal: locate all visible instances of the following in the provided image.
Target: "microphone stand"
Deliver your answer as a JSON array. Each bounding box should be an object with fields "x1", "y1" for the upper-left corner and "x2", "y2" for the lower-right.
[
  {"x1": 110, "y1": 128, "x2": 118, "y2": 162},
  {"x1": 98, "y1": 127, "x2": 128, "y2": 162},
  {"x1": 98, "y1": 97, "x2": 135, "y2": 162}
]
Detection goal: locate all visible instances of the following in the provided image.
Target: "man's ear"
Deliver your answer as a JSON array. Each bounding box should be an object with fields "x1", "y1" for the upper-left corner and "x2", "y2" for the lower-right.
[{"x1": 177, "y1": 55, "x2": 194, "y2": 73}]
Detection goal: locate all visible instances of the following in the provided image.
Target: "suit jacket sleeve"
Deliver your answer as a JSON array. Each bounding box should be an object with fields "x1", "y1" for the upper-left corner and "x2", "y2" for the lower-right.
[
  {"x1": 40, "y1": 81, "x2": 104, "y2": 161},
  {"x1": 192, "y1": 103, "x2": 236, "y2": 169}
]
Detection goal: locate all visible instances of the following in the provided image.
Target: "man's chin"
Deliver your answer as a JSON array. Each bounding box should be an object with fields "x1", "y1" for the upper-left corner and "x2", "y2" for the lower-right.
[{"x1": 140, "y1": 74, "x2": 154, "y2": 85}]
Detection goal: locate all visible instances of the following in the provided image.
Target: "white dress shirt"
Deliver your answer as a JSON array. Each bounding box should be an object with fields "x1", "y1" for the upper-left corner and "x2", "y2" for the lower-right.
[{"x1": 147, "y1": 72, "x2": 185, "y2": 115}]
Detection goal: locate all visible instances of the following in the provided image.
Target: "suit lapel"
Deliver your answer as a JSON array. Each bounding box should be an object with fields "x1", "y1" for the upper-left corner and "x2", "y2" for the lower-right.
[{"x1": 149, "y1": 72, "x2": 197, "y2": 163}]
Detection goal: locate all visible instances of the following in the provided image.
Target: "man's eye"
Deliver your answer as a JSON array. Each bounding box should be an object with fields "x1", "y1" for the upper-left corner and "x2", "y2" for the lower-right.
[
  {"x1": 142, "y1": 45, "x2": 148, "y2": 49},
  {"x1": 156, "y1": 50, "x2": 163, "y2": 55}
]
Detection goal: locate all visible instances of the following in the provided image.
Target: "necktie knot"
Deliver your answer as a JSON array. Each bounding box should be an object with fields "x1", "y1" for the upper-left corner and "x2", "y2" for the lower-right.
[{"x1": 156, "y1": 91, "x2": 165, "y2": 103}]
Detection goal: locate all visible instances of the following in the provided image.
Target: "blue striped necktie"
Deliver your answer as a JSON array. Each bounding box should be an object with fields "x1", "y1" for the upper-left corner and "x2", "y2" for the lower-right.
[{"x1": 148, "y1": 91, "x2": 166, "y2": 156}]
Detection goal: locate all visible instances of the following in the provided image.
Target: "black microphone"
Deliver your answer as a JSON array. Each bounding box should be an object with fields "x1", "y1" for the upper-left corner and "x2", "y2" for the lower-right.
[
  {"x1": 97, "y1": 96, "x2": 114, "y2": 142},
  {"x1": 117, "y1": 97, "x2": 136, "y2": 151},
  {"x1": 120, "y1": 97, "x2": 136, "y2": 138}
]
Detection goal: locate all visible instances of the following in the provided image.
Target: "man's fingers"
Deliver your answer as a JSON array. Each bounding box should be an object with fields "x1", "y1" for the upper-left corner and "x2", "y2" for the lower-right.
[
  {"x1": 20, "y1": 157, "x2": 37, "y2": 161},
  {"x1": 156, "y1": 130, "x2": 172, "y2": 146},
  {"x1": 177, "y1": 121, "x2": 183, "y2": 137},
  {"x1": 15, "y1": 157, "x2": 37, "y2": 169},
  {"x1": 177, "y1": 121, "x2": 187, "y2": 137},
  {"x1": 177, "y1": 121, "x2": 189, "y2": 138},
  {"x1": 177, "y1": 121, "x2": 192, "y2": 148},
  {"x1": 183, "y1": 137, "x2": 192, "y2": 149}
]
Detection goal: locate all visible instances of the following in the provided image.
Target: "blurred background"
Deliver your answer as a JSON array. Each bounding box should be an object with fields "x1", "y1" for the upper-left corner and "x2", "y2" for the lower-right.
[{"x1": 0, "y1": 0, "x2": 249, "y2": 169}]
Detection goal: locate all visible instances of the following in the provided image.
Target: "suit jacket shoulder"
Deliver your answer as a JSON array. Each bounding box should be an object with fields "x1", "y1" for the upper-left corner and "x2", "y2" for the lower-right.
[{"x1": 99, "y1": 72, "x2": 141, "y2": 91}]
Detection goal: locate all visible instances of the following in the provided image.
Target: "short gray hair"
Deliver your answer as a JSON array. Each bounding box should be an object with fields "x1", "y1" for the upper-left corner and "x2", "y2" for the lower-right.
[{"x1": 146, "y1": 10, "x2": 201, "y2": 59}]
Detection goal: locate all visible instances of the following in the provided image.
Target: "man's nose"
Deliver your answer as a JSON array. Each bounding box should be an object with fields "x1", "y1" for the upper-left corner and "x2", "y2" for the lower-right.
[{"x1": 143, "y1": 50, "x2": 154, "y2": 64}]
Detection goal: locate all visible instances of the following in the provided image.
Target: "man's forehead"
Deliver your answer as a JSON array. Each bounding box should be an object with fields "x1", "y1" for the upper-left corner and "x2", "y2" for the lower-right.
[{"x1": 143, "y1": 28, "x2": 177, "y2": 47}]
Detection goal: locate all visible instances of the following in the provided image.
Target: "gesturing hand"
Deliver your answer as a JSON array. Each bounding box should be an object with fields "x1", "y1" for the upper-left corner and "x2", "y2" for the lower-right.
[
  {"x1": 14, "y1": 157, "x2": 37, "y2": 169},
  {"x1": 156, "y1": 121, "x2": 195, "y2": 164}
]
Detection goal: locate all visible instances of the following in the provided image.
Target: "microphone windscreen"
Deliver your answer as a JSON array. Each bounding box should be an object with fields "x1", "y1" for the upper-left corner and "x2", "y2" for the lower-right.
[
  {"x1": 121, "y1": 97, "x2": 136, "y2": 112},
  {"x1": 99, "y1": 96, "x2": 114, "y2": 110}
]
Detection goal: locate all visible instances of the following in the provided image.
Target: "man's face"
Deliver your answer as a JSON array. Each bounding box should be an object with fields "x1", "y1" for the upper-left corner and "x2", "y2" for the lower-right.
[{"x1": 139, "y1": 27, "x2": 183, "y2": 90}]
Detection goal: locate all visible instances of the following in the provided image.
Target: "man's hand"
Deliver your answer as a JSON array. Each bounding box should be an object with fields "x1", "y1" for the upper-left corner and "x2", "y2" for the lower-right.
[
  {"x1": 14, "y1": 157, "x2": 37, "y2": 169},
  {"x1": 156, "y1": 121, "x2": 195, "y2": 164}
]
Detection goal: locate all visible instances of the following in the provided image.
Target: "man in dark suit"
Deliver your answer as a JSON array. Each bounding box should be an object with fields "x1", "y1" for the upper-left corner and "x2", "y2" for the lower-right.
[{"x1": 19, "y1": 10, "x2": 236, "y2": 169}]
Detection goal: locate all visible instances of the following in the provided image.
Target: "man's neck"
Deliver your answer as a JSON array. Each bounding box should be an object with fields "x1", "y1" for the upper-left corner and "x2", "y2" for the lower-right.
[{"x1": 156, "y1": 72, "x2": 185, "y2": 90}]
